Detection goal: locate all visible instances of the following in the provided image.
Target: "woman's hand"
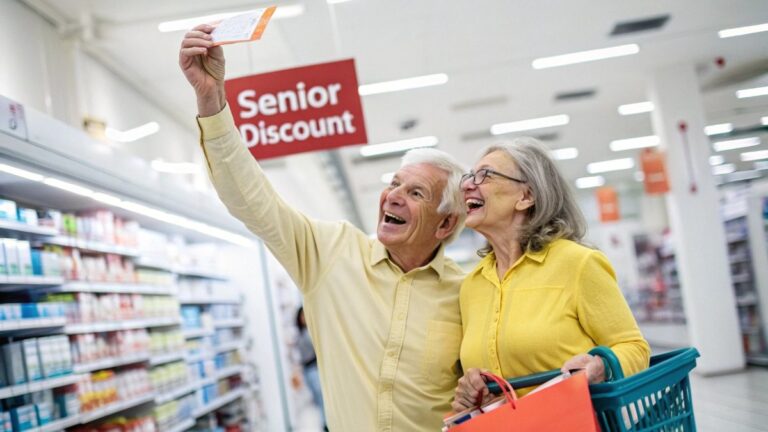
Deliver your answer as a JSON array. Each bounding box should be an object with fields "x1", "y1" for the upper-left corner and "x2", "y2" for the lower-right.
[
  {"x1": 452, "y1": 368, "x2": 493, "y2": 412},
  {"x1": 561, "y1": 354, "x2": 606, "y2": 384}
]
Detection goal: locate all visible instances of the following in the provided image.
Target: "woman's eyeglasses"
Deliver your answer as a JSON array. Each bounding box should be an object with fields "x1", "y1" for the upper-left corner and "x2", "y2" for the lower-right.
[{"x1": 460, "y1": 168, "x2": 526, "y2": 185}]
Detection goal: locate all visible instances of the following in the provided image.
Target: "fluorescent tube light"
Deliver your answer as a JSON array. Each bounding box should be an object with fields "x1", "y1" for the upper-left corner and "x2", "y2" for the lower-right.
[
  {"x1": 106, "y1": 122, "x2": 160, "y2": 143},
  {"x1": 380, "y1": 172, "x2": 395, "y2": 184},
  {"x1": 92, "y1": 192, "x2": 123, "y2": 206},
  {"x1": 713, "y1": 137, "x2": 760, "y2": 152},
  {"x1": 718, "y1": 22, "x2": 768, "y2": 38},
  {"x1": 587, "y1": 158, "x2": 635, "y2": 174},
  {"x1": 736, "y1": 86, "x2": 768, "y2": 99},
  {"x1": 704, "y1": 123, "x2": 733, "y2": 136},
  {"x1": 712, "y1": 163, "x2": 736, "y2": 175},
  {"x1": 158, "y1": 5, "x2": 303, "y2": 32},
  {"x1": 42, "y1": 178, "x2": 94, "y2": 197},
  {"x1": 0, "y1": 163, "x2": 45, "y2": 181},
  {"x1": 151, "y1": 160, "x2": 200, "y2": 174},
  {"x1": 609, "y1": 135, "x2": 660, "y2": 152},
  {"x1": 740, "y1": 150, "x2": 768, "y2": 162},
  {"x1": 360, "y1": 136, "x2": 438, "y2": 157},
  {"x1": 575, "y1": 176, "x2": 605, "y2": 189},
  {"x1": 327, "y1": 0, "x2": 353, "y2": 3},
  {"x1": 755, "y1": 161, "x2": 768, "y2": 171},
  {"x1": 532, "y1": 44, "x2": 639, "y2": 69},
  {"x1": 550, "y1": 147, "x2": 578, "y2": 160},
  {"x1": 618, "y1": 101, "x2": 653, "y2": 116},
  {"x1": 490, "y1": 114, "x2": 569, "y2": 136},
  {"x1": 761, "y1": 116, "x2": 768, "y2": 126},
  {"x1": 709, "y1": 155, "x2": 725, "y2": 166},
  {"x1": 358, "y1": 73, "x2": 448, "y2": 96}
]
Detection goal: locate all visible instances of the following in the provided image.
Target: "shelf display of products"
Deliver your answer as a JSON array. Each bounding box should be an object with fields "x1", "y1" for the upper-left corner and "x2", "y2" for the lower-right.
[
  {"x1": 631, "y1": 231, "x2": 686, "y2": 324},
  {"x1": 0, "y1": 194, "x2": 252, "y2": 431}
]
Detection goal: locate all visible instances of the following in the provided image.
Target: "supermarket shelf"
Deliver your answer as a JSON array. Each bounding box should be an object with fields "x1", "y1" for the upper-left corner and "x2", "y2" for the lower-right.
[
  {"x1": 179, "y1": 297, "x2": 240, "y2": 305},
  {"x1": 0, "y1": 275, "x2": 64, "y2": 291},
  {"x1": 175, "y1": 268, "x2": 228, "y2": 281},
  {"x1": 133, "y1": 257, "x2": 175, "y2": 272},
  {"x1": 155, "y1": 380, "x2": 200, "y2": 405},
  {"x1": 0, "y1": 373, "x2": 81, "y2": 400},
  {"x1": 182, "y1": 327, "x2": 213, "y2": 339},
  {"x1": 0, "y1": 317, "x2": 66, "y2": 333},
  {"x1": 0, "y1": 219, "x2": 58, "y2": 236},
  {"x1": 193, "y1": 388, "x2": 245, "y2": 418},
  {"x1": 185, "y1": 351, "x2": 213, "y2": 363},
  {"x1": 726, "y1": 233, "x2": 748, "y2": 243},
  {"x1": 165, "y1": 419, "x2": 195, "y2": 432},
  {"x1": 79, "y1": 393, "x2": 156, "y2": 424},
  {"x1": 36, "y1": 414, "x2": 82, "y2": 432},
  {"x1": 65, "y1": 317, "x2": 180, "y2": 334},
  {"x1": 74, "y1": 352, "x2": 151, "y2": 374},
  {"x1": 215, "y1": 365, "x2": 244, "y2": 380},
  {"x1": 56, "y1": 281, "x2": 176, "y2": 295},
  {"x1": 746, "y1": 353, "x2": 768, "y2": 366},
  {"x1": 732, "y1": 273, "x2": 752, "y2": 284},
  {"x1": 213, "y1": 319, "x2": 244, "y2": 328},
  {"x1": 214, "y1": 340, "x2": 243, "y2": 354},
  {"x1": 150, "y1": 351, "x2": 187, "y2": 366},
  {"x1": 43, "y1": 236, "x2": 140, "y2": 257}
]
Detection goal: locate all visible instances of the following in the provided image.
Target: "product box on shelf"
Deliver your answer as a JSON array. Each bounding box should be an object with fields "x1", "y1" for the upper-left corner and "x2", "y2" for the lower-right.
[
  {"x1": 9, "y1": 405, "x2": 39, "y2": 431},
  {"x1": 0, "y1": 411, "x2": 11, "y2": 432},
  {"x1": 17, "y1": 240, "x2": 32, "y2": 276},
  {"x1": 16, "y1": 207, "x2": 38, "y2": 226},
  {"x1": 22, "y1": 338, "x2": 43, "y2": 381},
  {"x1": 0, "y1": 199, "x2": 18, "y2": 221},
  {"x1": 2, "y1": 341, "x2": 26, "y2": 385},
  {"x1": 2, "y1": 239, "x2": 19, "y2": 275},
  {"x1": 0, "y1": 241, "x2": 6, "y2": 275},
  {"x1": 37, "y1": 209, "x2": 62, "y2": 232}
]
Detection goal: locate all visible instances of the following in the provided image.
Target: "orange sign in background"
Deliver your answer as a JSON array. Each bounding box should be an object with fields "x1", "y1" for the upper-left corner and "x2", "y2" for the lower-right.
[
  {"x1": 640, "y1": 148, "x2": 670, "y2": 194},
  {"x1": 596, "y1": 186, "x2": 620, "y2": 222}
]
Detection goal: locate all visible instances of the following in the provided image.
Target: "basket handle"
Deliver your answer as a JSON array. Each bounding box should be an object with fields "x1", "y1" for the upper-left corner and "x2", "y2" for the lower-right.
[
  {"x1": 588, "y1": 346, "x2": 625, "y2": 381},
  {"x1": 486, "y1": 370, "x2": 561, "y2": 395}
]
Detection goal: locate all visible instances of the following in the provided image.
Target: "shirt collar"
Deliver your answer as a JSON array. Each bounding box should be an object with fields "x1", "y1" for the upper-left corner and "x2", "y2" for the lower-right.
[
  {"x1": 475, "y1": 242, "x2": 553, "y2": 279},
  {"x1": 371, "y1": 240, "x2": 446, "y2": 279}
]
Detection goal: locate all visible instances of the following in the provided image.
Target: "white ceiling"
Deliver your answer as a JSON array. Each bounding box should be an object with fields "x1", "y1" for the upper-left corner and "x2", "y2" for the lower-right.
[{"x1": 24, "y1": 0, "x2": 768, "y2": 234}]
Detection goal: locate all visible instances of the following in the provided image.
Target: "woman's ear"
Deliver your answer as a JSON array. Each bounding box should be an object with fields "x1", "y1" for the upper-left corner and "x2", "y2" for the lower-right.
[{"x1": 515, "y1": 188, "x2": 535, "y2": 211}]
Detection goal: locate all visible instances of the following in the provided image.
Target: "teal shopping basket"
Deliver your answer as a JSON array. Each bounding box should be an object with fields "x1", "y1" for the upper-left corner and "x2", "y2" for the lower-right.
[{"x1": 487, "y1": 347, "x2": 700, "y2": 432}]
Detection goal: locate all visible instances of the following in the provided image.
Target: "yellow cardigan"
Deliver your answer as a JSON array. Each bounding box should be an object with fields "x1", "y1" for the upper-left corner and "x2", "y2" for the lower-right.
[{"x1": 459, "y1": 238, "x2": 650, "y2": 391}]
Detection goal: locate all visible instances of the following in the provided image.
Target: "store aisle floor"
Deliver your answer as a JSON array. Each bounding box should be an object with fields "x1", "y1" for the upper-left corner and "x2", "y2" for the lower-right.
[{"x1": 691, "y1": 367, "x2": 768, "y2": 431}]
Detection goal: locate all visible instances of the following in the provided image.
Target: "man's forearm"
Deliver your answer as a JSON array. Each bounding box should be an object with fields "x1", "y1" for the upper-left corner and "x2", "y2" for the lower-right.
[{"x1": 197, "y1": 83, "x2": 226, "y2": 117}]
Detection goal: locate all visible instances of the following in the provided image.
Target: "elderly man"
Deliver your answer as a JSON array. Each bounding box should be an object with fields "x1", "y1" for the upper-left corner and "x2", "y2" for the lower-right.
[{"x1": 180, "y1": 24, "x2": 466, "y2": 431}]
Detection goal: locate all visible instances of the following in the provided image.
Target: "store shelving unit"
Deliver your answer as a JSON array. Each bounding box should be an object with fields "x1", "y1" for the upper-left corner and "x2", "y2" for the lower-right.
[{"x1": 722, "y1": 192, "x2": 768, "y2": 366}]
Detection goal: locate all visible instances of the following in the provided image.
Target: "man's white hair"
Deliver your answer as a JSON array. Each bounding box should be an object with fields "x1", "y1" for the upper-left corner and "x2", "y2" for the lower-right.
[{"x1": 400, "y1": 148, "x2": 466, "y2": 244}]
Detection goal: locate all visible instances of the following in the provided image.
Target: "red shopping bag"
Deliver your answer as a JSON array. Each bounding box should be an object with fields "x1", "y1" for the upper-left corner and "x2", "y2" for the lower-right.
[{"x1": 449, "y1": 372, "x2": 599, "y2": 431}]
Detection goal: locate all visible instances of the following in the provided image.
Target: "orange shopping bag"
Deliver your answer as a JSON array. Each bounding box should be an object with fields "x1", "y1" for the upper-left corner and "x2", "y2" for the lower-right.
[{"x1": 448, "y1": 372, "x2": 600, "y2": 431}]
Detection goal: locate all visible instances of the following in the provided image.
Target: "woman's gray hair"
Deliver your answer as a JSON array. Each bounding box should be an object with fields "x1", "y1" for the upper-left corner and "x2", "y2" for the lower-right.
[
  {"x1": 479, "y1": 137, "x2": 587, "y2": 255},
  {"x1": 401, "y1": 148, "x2": 466, "y2": 244}
]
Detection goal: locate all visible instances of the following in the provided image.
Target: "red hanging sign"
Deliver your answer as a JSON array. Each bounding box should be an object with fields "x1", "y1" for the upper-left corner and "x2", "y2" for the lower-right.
[
  {"x1": 640, "y1": 148, "x2": 670, "y2": 194},
  {"x1": 596, "y1": 186, "x2": 620, "y2": 222},
  {"x1": 225, "y1": 59, "x2": 368, "y2": 159}
]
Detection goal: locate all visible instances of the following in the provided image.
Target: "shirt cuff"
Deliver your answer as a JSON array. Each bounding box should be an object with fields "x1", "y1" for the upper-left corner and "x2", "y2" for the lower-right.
[{"x1": 197, "y1": 104, "x2": 236, "y2": 141}]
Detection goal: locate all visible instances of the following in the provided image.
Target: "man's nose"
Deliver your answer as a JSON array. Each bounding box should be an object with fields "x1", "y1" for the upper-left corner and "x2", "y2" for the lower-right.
[{"x1": 386, "y1": 186, "x2": 406, "y2": 205}]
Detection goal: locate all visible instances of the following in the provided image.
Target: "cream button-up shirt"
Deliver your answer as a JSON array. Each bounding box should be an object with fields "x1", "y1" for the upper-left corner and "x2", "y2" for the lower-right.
[{"x1": 198, "y1": 106, "x2": 464, "y2": 431}]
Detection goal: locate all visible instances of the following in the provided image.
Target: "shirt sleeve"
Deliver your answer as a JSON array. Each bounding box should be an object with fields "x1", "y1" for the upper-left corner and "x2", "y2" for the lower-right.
[
  {"x1": 575, "y1": 250, "x2": 651, "y2": 377},
  {"x1": 196, "y1": 104, "x2": 334, "y2": 293}
]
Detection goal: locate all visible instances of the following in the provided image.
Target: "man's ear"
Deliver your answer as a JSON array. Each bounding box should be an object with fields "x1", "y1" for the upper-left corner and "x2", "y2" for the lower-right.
[
  {"x1": 515, "y1": 189, "x2": 535, "y2": 212},
  {"x1": 435, "y1": 213, "x2": 459, "y2": 241}
]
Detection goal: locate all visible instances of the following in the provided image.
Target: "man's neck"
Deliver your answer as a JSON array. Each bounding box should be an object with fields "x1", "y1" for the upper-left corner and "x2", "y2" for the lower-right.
[{"x1": 387, "y1": 245, "x2": 441, "y2": 273}]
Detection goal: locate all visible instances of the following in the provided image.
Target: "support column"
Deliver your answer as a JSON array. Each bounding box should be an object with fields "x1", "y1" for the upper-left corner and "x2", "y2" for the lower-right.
[{"x1": 648, "y1": 63, "x2": 744, "y2": 374}]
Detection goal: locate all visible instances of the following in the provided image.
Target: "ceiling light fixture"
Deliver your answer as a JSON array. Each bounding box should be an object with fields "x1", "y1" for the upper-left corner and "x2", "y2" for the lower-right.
[
  {"x1": 550, "y1": 147, "x2": 579, "y2": 160},
  {"x1": 327, "y1": 0, "x2": 353, "y2": 4},
  {"x1": 151, "y1": 160, "x2": 200, "y2": 174},
  {"x1": 712, "y1": 163, "x2": 736, "y2": 175},
  {"x1": 532, "y1": 44, "x2": 639, "y2": 69},
  {"x1": 358, "y1": 73, "x2": 448, "y2": 96},
  {"x1": 609, "y1": 135, "x2": 660, "y2": 152},
  {"x1": 761, "y1": 116, "x2": 768, "y2": 126},
  {"x1": 0, "y1": 163, "x2": 45, "y2": 181},
  {"x1": 575, "y1": 176, "x2": 605, "y2": 189},
  {"x1": 718, "y1": 22, "x2": 768, "y2": 38},
  {"x1": 709, "y1": 155, "x2": 725, "y2": 166},
  {"x1": 704, "y1": 123, "x2": 733, "y2": 136},
  {"x1": 360, "y1": 136, "x2": 438, "y2": 157},
  {"x1": 42, "y1": 178, "x2": 95, "y2": 197},
  {"x1": 618, "y1": 101, "x2": 653, "y2": 115},
  {"x1": 105, "y1": 122, "x2": 160, "y2": 143},
  {"x1": 587, "y1": 157, "x2": 635, "y2": 174},
  {"x1": 736, "y1": 86, "x2": 768, "y2": 99},
  {"x1": 158, "y1": 5, "x2": 303, "y2": 32},
  {"x1": 490, "y1": 114, "x2": 570, "y2": 136},
  {"x1": 740, "y1": 149, "x2": 768, "y2": 162},
  {"x1": 713, "y1": 137, "x2": 761, "y2": 152}
]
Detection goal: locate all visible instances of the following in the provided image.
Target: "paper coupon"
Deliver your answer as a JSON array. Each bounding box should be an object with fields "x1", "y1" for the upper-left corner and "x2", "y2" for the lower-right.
[{"x1": 211, "y1": 6, "x2": 276, "y2": 46}]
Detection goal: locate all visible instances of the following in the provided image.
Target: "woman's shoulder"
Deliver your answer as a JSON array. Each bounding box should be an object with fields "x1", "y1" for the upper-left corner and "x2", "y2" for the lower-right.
[{"x1": 547, "y1": 238, "x2": 600, "y2": 260}]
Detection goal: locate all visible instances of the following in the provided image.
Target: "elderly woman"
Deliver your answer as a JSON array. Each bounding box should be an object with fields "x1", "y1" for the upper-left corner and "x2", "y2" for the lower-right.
[{"x1": 452, "y1": 138, "x2": 650, "y2": 411}]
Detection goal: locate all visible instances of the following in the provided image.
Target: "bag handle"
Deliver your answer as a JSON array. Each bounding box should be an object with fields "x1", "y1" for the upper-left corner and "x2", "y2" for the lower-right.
[
  {"x1": 587, "y1": 346, "x2": 625, "y2": 381},
  {"x1": 479, "y1": 372, "x2": 517, "y2": 410}
]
